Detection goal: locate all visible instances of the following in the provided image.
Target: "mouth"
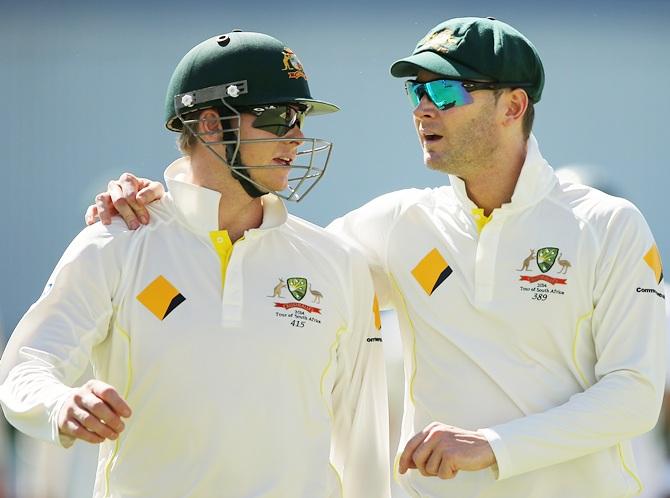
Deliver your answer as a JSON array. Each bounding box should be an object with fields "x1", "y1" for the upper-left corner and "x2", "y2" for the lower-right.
[
  {"x1": 271, "y1": 156, "x2": 294, "y2": 166},
  {"x1": 421, "y1": 132, "x2": 443, "y2": 143}
]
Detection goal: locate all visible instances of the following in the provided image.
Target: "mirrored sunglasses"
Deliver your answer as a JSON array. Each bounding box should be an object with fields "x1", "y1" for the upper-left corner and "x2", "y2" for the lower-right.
[
  {"x1": 241, "y1": 104, "x2": 308, "y2": 137},
  {"x1": 404, "y1": 79, "x2": 512, "y2": 111}
]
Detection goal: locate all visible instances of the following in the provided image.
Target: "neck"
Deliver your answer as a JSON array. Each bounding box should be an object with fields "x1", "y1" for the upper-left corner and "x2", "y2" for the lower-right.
[
  {"x1": 462, "y1": 138, "x2": 528, "y2": 216},
  {"x1": 187, "y1": 148, "x2": 264, "y2": 242}
]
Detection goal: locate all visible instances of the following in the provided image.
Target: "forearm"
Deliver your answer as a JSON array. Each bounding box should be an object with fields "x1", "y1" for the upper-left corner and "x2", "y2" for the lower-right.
[
  {"x1": 483, "y1": 369, "x2": 662, "y2": 479},
  {"x1": 0, "y1": 359, "x2": 74, "y2": 445},
  {"x1": 0, "y1": 224, "x2": 121, "y2": 445}
]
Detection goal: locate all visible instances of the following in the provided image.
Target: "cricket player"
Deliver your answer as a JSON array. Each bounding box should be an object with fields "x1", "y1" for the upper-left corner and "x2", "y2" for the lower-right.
[{"x1": 0, "y1": 31, "x2": 391, "y2": 498}]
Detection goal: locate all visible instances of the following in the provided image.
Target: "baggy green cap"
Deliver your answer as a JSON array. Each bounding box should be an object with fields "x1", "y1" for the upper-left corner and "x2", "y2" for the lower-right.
[
  {"x1": 164, "y1": 31, "x2": 339, "y2": 131},
  {"x1": 390, "y1": 17, "x2": 545, "y2": 102}
]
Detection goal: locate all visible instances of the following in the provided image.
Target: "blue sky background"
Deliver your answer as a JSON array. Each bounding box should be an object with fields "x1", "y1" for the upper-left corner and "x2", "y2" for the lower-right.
[{"x1": 1, "y1": 0, "x2": 669, "y2": 335}]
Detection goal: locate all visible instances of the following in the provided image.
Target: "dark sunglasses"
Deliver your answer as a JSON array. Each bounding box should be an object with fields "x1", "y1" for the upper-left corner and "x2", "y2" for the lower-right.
[
  {"x1": 405, "y1": 79, "x2": 524, "y2": 110},
  {"x1": 240, "y1": 104, "x2": 308, "y2": 137}
]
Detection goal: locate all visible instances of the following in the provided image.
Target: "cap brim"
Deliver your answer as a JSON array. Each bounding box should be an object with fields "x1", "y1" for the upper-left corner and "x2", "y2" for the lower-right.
[
  {"x1": 390, "y1": 51, "x2": 490, "y2": 81},
  {"x1": 295, "y1": 99, "x2": 339, "y2": 116},
  {"x1": 235, "y1": 96, "x2": 339, "y2": 115}
]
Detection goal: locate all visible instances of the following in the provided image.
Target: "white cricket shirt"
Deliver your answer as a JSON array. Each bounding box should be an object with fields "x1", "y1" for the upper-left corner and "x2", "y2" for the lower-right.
[
  {"x1": 0, "y1": 158, "x2": 391, "y2": 498},
  {"x1": 328, "y1": 135, "x2": 666, "y2": 498}
]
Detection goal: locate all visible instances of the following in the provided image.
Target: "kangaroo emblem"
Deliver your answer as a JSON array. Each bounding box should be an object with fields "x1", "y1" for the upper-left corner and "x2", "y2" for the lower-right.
[
  {"x1": 282, "y1": 48, "x2": 302, "y2": 71},
  {"x1": 517, "y1": 249, "x2": 535, "y2": 271},
  {"x1": 268, "y1": 278, "x2": 286, "y2": 298},
  {"x1": 282, "y1": 51, "x2": 292, "y2": 71}
]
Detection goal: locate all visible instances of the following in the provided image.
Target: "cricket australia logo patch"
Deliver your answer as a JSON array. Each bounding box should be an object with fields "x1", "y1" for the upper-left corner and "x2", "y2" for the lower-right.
[
  {"x1": 268, "y1": 276, "x2": 323, "y2": 328},
  {"x1": 417, "y1": 28, "x2": 459, "y2": 54},
  {"x1": 281, "y1": 48, "x2": 306, "y2": 80},
  {"x1": 287, "y1": 277, "x2": 308, "y2": 301},
  {"x1": 517, "y1": 247, "x2": 571, "y2": 301},
  {"x1": 137, "y1": 275, "x2": 186, "y2": 320}
]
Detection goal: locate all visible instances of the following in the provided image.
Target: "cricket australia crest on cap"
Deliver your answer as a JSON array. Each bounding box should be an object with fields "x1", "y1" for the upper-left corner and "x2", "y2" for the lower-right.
[
  {"x1": 282, "y1": 48, "x2": 306, "y2": 80},
  {"x1": 418, "y1": 28, "x2": 459, "y2": 54}
]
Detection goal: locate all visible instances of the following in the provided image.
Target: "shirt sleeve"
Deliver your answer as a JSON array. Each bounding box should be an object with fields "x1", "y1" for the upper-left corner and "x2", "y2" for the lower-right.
[
  {"x1": 330, "y1": 247, "x2": 391, "y2": 498},
  {"x1": 480, "y1": 204, "x2": 667, "y2": 479},
  {"x1": 327, "y1": 192, "x2": 409, "y2": 310},
  {"x1": 0, "y1": 223, "x2": 124, "y2": 447}
]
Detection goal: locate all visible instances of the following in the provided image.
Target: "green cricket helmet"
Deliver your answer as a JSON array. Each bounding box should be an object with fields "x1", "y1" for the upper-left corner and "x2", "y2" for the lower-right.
[{"x1": 164, "y1": 30, "x2": 339, "y2": 202}]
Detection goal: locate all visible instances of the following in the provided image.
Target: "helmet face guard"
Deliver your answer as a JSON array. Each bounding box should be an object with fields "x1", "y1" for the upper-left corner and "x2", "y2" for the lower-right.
[{"x1": 174, "y1": 81, "x2": 333, "y2": 202}]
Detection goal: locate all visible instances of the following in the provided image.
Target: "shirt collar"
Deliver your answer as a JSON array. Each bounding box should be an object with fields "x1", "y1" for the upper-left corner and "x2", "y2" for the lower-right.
[
  {"x1": 163, "y1": 157, "x2": 289, "y2": 236},
  {"x1": 448, "y1": 134, "x2": 557, "y2": 214}
]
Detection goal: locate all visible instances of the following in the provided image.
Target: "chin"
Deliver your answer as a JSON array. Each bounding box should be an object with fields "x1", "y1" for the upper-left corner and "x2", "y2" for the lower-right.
[
  {"x1": 424, "y1": 153, "x2": 441, "y2": 169},
  {"x1": 267, "y1": 181, "x2": 289, "y2": 192},
  {"x1": 424, "y1": 156, "x2": 452, "y2": 173}
]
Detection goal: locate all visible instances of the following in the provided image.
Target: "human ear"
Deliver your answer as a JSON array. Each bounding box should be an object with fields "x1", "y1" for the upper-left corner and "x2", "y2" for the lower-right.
[
  {"x1": 198, "y1": 109, "x2": 223, "y2": 142},
  {"x1": 503, "y1": 89, "x2": 528, "y2": 126}
]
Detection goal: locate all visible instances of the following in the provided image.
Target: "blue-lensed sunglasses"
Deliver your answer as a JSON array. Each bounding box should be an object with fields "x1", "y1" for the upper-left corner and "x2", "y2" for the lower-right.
[{"x1": 404, "y1": 79, "x2": 517, "y2": 111}]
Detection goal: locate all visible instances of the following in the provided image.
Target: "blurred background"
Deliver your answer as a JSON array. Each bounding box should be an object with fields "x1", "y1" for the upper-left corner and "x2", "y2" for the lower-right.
[{"x1": 1, "y1": 0, "x2": 668, "y2": 496}]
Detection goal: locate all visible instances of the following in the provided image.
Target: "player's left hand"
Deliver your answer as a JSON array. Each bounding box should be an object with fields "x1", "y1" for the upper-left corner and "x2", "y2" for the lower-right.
[{"x1": 398, "y1": 422, "x2": 496, "y2": 479}]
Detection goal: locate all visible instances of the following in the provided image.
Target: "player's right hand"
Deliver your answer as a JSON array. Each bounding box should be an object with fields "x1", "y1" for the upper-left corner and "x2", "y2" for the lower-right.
[
  {"x1": 84, "y1": 172, "x2": 165, "y2": 229},
  {"x1": 57, "y1": 379, "x2": 132, "y2": 444}
]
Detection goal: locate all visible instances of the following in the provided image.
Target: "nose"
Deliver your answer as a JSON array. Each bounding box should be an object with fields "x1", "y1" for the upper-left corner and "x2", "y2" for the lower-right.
[
  {"x1": 413, "y1": 94, "x2": 438, "y2": 118},
  {"x1": 285, "y1": 124, "x2": 305, "y2": 145}
]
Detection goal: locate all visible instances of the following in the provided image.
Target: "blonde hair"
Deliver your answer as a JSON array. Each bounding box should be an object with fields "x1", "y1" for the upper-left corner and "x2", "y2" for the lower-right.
[{"x1": 176, "y1": 110, "x2": 202, "y2": 156}]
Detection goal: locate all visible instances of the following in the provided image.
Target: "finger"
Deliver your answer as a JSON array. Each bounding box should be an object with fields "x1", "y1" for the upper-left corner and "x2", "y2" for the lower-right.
[
  {"x1": 135, "y1": 180, "x2": 165, "y2": 224},
  {"x1": 95, "y1": 192, "x2": 118, "y2": 226},
  {"x1": 412, "y1": 440, "x2": 435, "y2": 476},
  {"x1": 399, "y1": 430, "x2": 428, "y2": 474},
  {"x1": 72, "y1": 405, "x2": 119, "y2": 440},
  {"x1": 126, "y1": 182, "x2": 155, "y2": 226},
  {"x1": 62, "y1": 418, "x2": 104, "y2": 444},
  {"x1": 136, "y1": 179, "x2": 165, "y2": 203},
  {"x1": 89, "y1": 381, "x2": 132, "y2": 418},
  {"x1": 118, "y1": 172, "x2": 140, "y2": 186},
  {"x1": 78, "y1": 393, "x2": 126, "y2": 433},
  {"x1": 424, "y1": 447, "x2": 443, "y2": 476},
  {"x1": 438, "y1": 457, "x2": 458, "y2": 480},
  {"x1": 119, "y1": 173, "x2": 145, "y2": 222},
  {"x1": 84, "y1": 204, "x2": 98, "y2": 226},
  {"x1": 108, "y1": 181, "x2": 139, "y2": 230}
]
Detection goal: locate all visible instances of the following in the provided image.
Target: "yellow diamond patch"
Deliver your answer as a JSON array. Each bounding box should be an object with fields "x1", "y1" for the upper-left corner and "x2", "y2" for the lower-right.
[
  {"x1": 644, "y1": 244, "x2": 664, "y2": 284},
  {"x1": 137, "y1": 276, "x2": 186, "y2": 320},
  {"x1": 411, "y1": 248, "x2": 453, "y2": 296}
]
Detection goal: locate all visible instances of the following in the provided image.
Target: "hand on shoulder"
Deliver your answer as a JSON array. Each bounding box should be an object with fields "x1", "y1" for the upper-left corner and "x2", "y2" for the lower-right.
[{"x1": 84, "y1": 172, "x2": 165, "y2": 230}]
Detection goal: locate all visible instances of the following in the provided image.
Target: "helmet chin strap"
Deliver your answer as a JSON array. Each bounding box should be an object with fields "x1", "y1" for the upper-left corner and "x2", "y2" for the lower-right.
[{"x1": 225, "y1": 143, "x2": 266, "y2": 198}]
